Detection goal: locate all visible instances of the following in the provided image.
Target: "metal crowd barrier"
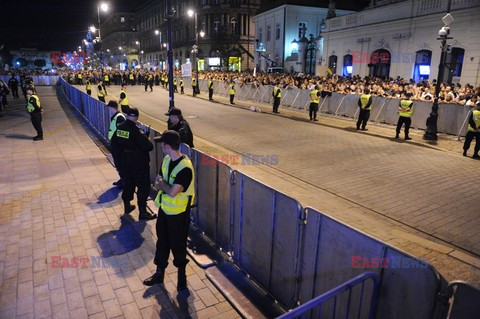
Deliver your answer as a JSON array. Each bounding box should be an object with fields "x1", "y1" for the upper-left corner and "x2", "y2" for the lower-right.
[
  {"x1": 446, "y1": 281, "x2": 480, "y2": 319},
  {"x1": 276, "y1": 272, "x2": 380, "y2": 319},
  {"x1": 58, "y1": 78, "x2": 476, "y2": 319},
  {"x1": 0, "y1": 75, "x2": 59, "y2": 86},
  {"x1": 177, "y1": 77, "x2": 471, "y2": 137}
]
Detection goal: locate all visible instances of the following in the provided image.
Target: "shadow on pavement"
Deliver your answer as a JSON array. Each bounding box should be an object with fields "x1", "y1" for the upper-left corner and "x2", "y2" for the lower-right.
[
  {"x1": 144, "y1": 285, "x2": 192, "y2": 319},
  {"x1": 2, "y1": 133, "x2": 33, "y2": 140},
  {"x1": 97, "y1": 214, "x2": 147, "y2": 258},
  {"x1": 94, "y1": 186, "x2": 122, "y2": 204}
]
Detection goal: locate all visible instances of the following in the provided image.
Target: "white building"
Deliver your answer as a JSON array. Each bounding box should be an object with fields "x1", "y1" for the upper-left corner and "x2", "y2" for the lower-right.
[
  {"x1": 254, "y1": 4, "x2": 353, "y2": 74},
  {"x1": 322, "y1": 0, "x2": 480, "y2": 85}
]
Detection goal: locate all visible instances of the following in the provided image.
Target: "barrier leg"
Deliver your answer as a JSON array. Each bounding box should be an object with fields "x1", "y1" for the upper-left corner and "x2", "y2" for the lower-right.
[
  {"x1": 280, "y1": 90, "x2": 288, "y2": 106},
  {"x1": 352, "y1": 108, "x2": 359, "y2": 122},
  {"x1": 457, "y1": 110, "x2": 471, "y2": 141},
  {"x1": 373, "y1": 99, "x2": 387, "y2": 124},
  {"x1": 291, "y1": 91, "x2": 301, "y2": 109},
  {"x1": 334, "y1": 96, "x2": 347, "y2": 116},
  {"x1": 318, "y1": 96, "x2": 328, "y2": 112}
]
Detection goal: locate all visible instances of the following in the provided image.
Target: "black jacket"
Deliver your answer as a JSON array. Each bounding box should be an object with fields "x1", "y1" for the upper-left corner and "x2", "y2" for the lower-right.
[
  {"x1": 168, "y1": 119, "x2": 194, "y2": 148},
  {"x1": 111, "y1": 120, "x2": 153, "y2": 170}
]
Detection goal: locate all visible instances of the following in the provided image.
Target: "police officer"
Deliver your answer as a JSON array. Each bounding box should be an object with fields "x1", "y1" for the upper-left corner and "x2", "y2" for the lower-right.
[
  {"x1": 173, "y1": 78, "x2": 178, "y2": 93},
  {"x1": 85, "y1": 78, "x2": 92, "y2": 96},
  {"x1": 229, "y1": 81, "x2": 235, "y2": 105},
  {"x1": 272, "y1": 83, "x2": 282, "y2": 114},
  {"x1": 111, "y1": 107, "x2": 157, "y2": 220},
  {"x1": 180, "y1": 79, "x2": 185, "y2": 94},
  {"x1": 395, "y1": 92, "x2": 414, "y2": 140},
  {"x1": 129, "y1": 72, "x2": 135, "y2": 85},
  {"x1": 309, "y1": 85, "x2": 320, "y2": 121},
  {"x1": 166, "y1": 108, "x2": 194, "y2": 148},
  {"x1": 463, "y1": 102, "x2": 480, "y2": 159},
  {"x1": 357, "y1": 88, "x2": 373, "y2": 130},
  {"x1": 145, "y1": 73, "x2": 154, "y2": 92},
  {"x1": 77, "y1": 72, "x2": 83, "y2": 85},
  {"x1": 97, "y1": 80, "x2": 107, "y2": 103},
  {"x1": 104, "y1": 73, "x2": 110, "y2": 86},
  {"x1": 192, "y1": 77, "x2": 198, "y2": 97},
  {"x1": 8, "y1": 76, "x2": 19, "y2": 99},
  {"x1": 106, "y1": 101, "x2": 126, "y2": 186},
  {"x1": 26, "y1": 87, "x2": 43, "y2": 141},
  {"x1": 208, "y1": 77, "x2": 214, "y2": 101},
  {"x1": 118, "y1": 84, "x2": 130, "y2": 113},
  {"x1": 143, "y1": 130, "x2": 195, "y2": 291}
]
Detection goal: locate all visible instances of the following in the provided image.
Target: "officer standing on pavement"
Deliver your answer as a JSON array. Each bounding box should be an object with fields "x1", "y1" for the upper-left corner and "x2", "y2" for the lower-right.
[
  {"x1": 173, "y1": 78, "x2": 178, "y2": 93},
  {"x1": 118, "y1": 84, "x2": 130, "y2": 113},
  {"x1": 26, "y1": 87, "x2": 43, "y2": 141},
  {"x1": 357, "y1": 88, "x2": 373, "y2": 131},
  {"x1": 309, "y1": 85, "x2": 320, "y2": 121},
  {"x1": 229, "y1": 81, "x2": 235, "y2": 105},
  {"x1": 106, "y1": 101, "x2": 126, "y2": 187},
  {"x1": 86, "y1": 78, "x2": 92, "y2": 96},
  {"x1": 111, "y1": 107, "x2": 157, "y2": 220},
  {"x1": 192, "y1": 77, "x2": 198, "y2": 97},
  {"x1": 180, "y1": 79, "x2": 185, "y2": 94},
  {"x1": 8, "y1": 76, "x2": 19, "y2": 99},
  {"x1": 166, "y1": 108, "x2": 194, "y2": 148},
  {"x1": 395, "y1": 92, "x2": 414, "y2": 140},
  {"x1": 272, "y1": 83, "x2": 282, "y2": 114},
  {"x1": 463, "y1": 102, "x2": 480, "y2": 159},
  {"x1": 143, "y1": 130, "x2": 195, "y2": 291},
  {"x1": 145, "y1": 73, "x2": 154, "y2": 92},
  {"x1": 97, "y1": 80, "x2": 107, "y2": 103},
  {"x1": 208, "y1": 77, "x2": 214, "y2": 101}
]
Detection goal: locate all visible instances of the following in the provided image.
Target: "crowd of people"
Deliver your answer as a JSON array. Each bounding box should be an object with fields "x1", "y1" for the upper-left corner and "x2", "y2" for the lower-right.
[{"x1": 52, "y1": 69, "x2": 480, "y2": 107}]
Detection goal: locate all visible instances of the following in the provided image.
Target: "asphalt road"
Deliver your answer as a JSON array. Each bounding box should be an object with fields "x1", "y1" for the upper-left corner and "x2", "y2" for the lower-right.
[{"x1": 81, "y1": 84, "x2": 480, "y2": 257}]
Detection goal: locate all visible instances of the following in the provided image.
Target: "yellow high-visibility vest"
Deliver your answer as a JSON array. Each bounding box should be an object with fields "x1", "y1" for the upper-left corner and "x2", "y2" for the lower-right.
[
  {"x1": 97, "y1": 85, "x2": 106, "y2": 97},
  {"x1": 104, "y1": 75, "x2": 109, "y2": 81},
  {"x1": 310, "y1": 90, "x2": 319, "y2": 104},
  {"x1": 26, "y1": 95, "x2": 40, "y2": 113},
  {"x1": 399, "y1": 100, "x2": 413, "y2": 118},
  {"x1": 273, "y1": 86, "x2": 282, "y2": 98},
  {"x1": 229, "y1": 84, "x2": 235, "y2": 95},
  {"x1": 360, "y1": 94, "x2": 372, "y2": 110},
  {"x1": 120, "y1": 89, "x2": 129, "y2": 106},
  {"x1": 86, "y1": 81, "x2": 92, "y2": 90},
  {"x1": 468, "y1": 110, "x2": 480, "y2": 132},
  {"x1": 108, "y1": 113, "x2": 126, "y2": 140},
  {"x1": 154, "y1": 155, "x2": 195, "y2": 215}
]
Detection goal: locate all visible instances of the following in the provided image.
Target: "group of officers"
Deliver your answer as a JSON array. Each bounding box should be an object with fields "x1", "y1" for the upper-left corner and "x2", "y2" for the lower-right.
[{"x1": 104, "y1": 90, "x2": 195, "y2": 290}]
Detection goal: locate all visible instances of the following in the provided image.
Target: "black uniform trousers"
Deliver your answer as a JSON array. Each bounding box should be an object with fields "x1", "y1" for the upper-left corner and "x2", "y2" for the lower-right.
[
  {"x1": 396, "y1": 116, "x2": 411, "y2": 136},
  {"x1": 11, "y1": 86, "x2": 19, "y2": 98},
  {"x1": 463, "y1": 131, "x2": 480, "y2": 154},
  {"x1": 357, "y1": 109, "x2": 370, "y2": 129},
  {"x1": 98, "y1": 96, "x2": 105, "y2": 103},
  {"x1": 192, "y1": 86, "x2": 197, "y2": 97},
  {"x1": 86, "y1": 90, "x2": 91, "y2": 96},
  {"x1": 209, "y1": 88, "x2": 213, "y2": 100},
  {"x1": 154, "y1": 208, "x2": 190, "y2": 269},
  {"x1": 30, "y1": 112, "x2": 43, "y2": 137},
  {"x1": 121, "y1": 161, "x2": 150, "y2": 209},
  {"x1": 273, "y1": 97, "x2": 281, "y2": 113},
  {"x1": 230, "y1": 94, "x2": 235, "y2": 104},
  {"x1": 309, "y1": 102, "x2": 319, "y2": 120},
  {"x1": 181, "y1": 86, "x2": 184, "y2": 94},
  {"x1": 110, "y1": 147, "x2": 124, "y2": 181}
]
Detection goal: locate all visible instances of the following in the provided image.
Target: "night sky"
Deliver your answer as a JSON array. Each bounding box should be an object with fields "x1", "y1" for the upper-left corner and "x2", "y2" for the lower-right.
[
  {"x1": 0, "y1": 0, "x2": 147, "y2": 52},
  {"x1": 1, "y1": 0, "x2": 369, "y2": 52}
]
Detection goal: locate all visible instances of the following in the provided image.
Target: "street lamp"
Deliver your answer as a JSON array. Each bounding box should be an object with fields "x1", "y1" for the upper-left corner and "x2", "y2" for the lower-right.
[
  {"x1": 423, "y1": 10, "x2": 454, "y2": 140},
  {"x1": 96, "y1": 2, "x2": 109, "y2": 68},
  {"x1": 166, "y1": 0, "x2": 175, "y2": 110},
  {"x1": 188, "y1": 8, "x2": 202, "y2": 93}
]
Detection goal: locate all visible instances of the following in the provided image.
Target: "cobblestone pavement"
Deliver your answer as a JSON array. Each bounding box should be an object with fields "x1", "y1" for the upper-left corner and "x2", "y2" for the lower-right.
[
  {"x1": 84, "y1": 84, "x2": 480, "y2": 287},
  {"x1": 0, "y1": 87, "x2": 240, "y2": 319}
]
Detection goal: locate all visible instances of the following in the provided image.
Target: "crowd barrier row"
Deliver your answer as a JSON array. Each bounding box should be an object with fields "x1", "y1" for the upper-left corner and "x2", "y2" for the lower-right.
[
  {"x1": 0, "y1": 75, "x2": 59, "y2": 86},
  {"x1": 58, "y1": 77, "x2": 479, "y2": 319},
  {"x1": 180, "y1": 77, "x2": 471, "y2": 138}
]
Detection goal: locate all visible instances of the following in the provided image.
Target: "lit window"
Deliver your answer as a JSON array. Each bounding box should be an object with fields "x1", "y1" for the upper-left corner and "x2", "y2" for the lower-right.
[
  {"x1": 298, "y1": 22, "x2": 307, "y2": 38},
  {"x1": 120, "y1": 16, "x2": 125, "y2": 23}
]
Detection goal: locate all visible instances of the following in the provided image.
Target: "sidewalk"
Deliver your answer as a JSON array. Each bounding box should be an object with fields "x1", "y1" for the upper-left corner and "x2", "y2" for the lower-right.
[{"x1": 0, "y1": 87, "x2": 240, "y2": 319}]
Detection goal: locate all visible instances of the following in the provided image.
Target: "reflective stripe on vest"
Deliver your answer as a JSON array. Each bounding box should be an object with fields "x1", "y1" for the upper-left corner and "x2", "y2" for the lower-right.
[
  {"x1": 274, "y1": 87, "x2": 282, "y2": 98},
  {"x1": 468, "y1": 110, "x2": 480, "y2": 132},
  {"x1": 154, "y1": 155, "x2": 195, "y2": 215},
  {"x1": 360, "y1": 94, "x2": 372, "y2": 110},
  {"x1": 26, "y1": 95, "x2": 40, "y2": 113},
  {"x1": 310, "y1": 90, "x2": 319, "y2": 104},
  {"x1": 108, "y1": 113, "x2": 126, "y2": 140},
  {"x1": 399, "y1": 100, "x2": 413, "y2": 118},
  {"x1": 229, "y1": 84, "x2": 235, "y2": 95},
  {"x1": 120, "y1": 89, "x2": 129, "y2": 106}
]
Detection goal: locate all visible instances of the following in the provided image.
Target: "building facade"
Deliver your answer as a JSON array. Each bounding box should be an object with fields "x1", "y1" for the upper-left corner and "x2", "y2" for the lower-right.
[
  {"x1": 10, "y1": 49, "x2": 53, "y2": 70},
  {"x1": 254, "y1": 4, "x2": 352, "y2": 74},
  {"x1": 136, "y1": 0, "x2": 260, "y2": 71},
  {"x1": 100, "y1": 12, "x2": 139, "y2": 69},
  {"x1": 322, "y1": 0, "x2": 480, "y2": 85}
]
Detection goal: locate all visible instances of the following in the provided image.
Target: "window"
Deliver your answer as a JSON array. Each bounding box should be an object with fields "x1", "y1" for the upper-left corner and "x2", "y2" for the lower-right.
[
  {"x1": 120, "y1": 16, "x2": 125, "y2": 23},
  {"x1": 328, "y1": 55, "x2": 337, "y2": 74},
  {"x1": 298, "y1": 22, "x2": 307, "y2": 39},
  {"x1": 231, "y1": 18, "x2": 237, "y2": 34},
  {"x1": 259, "y1": 28, "x2": 263, "y2": 42},
  {"x1": 214, "y1": 19, "x2": 220, "y2": 33},
  {"x1": 445, "y1": 47, "x2": 465, "y2": 83},
  {"x1": 267, "y1": 25, "x2": 271, "y2": 42},
  {"x1": 276, "y1": 24, "x2": 281, "y2": 40},
  {"x1": 343, "y1": 54, "x2": 353, "y2": 76},
  {"x1": 413, "y1": 50, "x2": 432, "y2": 82}
]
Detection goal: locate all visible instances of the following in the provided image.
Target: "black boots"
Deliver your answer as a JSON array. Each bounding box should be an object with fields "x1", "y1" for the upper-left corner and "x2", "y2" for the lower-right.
[
  {"x1": 124, "y1": 201, "x2": 135, "y2": 215},
  {"x1": 139, "y1": 207, "x2": 156, "y2": 220},
  {"x1": 143, "y1": 270, "x2": 164, "y2": 286},
  {"x1": 177, "y1": 266, "x2": 187, "y2": 291}
]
